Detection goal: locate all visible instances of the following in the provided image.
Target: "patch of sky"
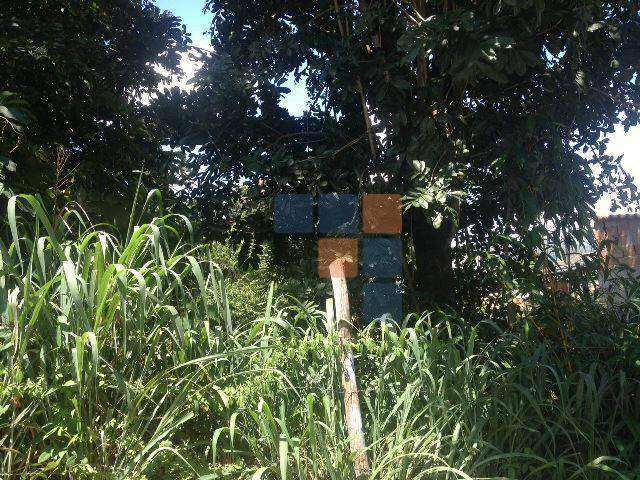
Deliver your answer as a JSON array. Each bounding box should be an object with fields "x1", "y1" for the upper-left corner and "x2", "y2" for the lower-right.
[
  {"x1": 155, "y1": 0, "x2": 212, "y2": 45},
  {"x1": 281, "y1": 74, "x2": 310, "y2": 116}
]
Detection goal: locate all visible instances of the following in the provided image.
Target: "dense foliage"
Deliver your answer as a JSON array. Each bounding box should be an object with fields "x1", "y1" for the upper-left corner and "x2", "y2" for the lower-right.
[
  {"x1": 2, "y1": 3, "x2": 640, "y2": 478},
  {"x1": 0, "y1": 0, "x2": 189, "y2": 219},
  {"x1": 160, "y1": 0, "x2": 640, "y2": 303},
  {"x1": 1, "y1": 197, "x2": 639, "y2": 478}
]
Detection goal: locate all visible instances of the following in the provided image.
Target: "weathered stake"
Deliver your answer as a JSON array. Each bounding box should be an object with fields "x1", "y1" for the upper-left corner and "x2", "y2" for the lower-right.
[
  {"x1": 329, "y1": 258, "x2": 370, "y2": 478},
  {"x1": 325, "y1": 297, "x2": 335, "y2": 333}
]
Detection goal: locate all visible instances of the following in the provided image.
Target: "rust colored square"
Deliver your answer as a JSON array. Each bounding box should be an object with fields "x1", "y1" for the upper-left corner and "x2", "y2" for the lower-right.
[
  {"x1": 363, "y1": 194, "x2": 402, "y2": 234},
  {"x1": 318, "y1": 238, "x2": 358, "y2": 278}
]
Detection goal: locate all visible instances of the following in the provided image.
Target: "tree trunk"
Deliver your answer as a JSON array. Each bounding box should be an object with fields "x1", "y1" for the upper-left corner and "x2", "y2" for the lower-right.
[{"x1": 408, "y1": 208, "x2": 456, "y2": 306}]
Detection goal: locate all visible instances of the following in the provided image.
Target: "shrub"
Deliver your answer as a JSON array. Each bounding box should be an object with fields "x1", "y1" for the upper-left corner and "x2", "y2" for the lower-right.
[{"x1": 1, "y1": 195, "x2": 639, "y2": 479}]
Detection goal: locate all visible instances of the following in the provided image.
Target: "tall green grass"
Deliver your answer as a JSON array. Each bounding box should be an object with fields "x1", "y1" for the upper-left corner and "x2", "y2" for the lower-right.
[{"x1": 1, "y1": 194, "x2": 639, "y2": 479}]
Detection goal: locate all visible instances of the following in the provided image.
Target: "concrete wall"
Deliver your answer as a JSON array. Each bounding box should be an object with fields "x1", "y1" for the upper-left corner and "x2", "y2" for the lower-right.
[
  {"x1": 595, "y1": 215, "x2": 640, "y2": 270},
  {"x1": 595, "y1": 215, "x2": 640, "y2": 296}
]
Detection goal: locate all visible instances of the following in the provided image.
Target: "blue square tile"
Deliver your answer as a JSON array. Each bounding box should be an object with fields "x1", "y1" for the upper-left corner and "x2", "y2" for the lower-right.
[
  {"x1": 318, "y1": 194, "x2": 359, "y2": 234},
  {"x1": 363, "y1": 282, "x2": 403, "y2": 323},
  {"x1": 274, "y1": 194, "x2": 313, "y2": 234},
  {"x1": 362, "y1": 238, "x2": 402, "y2": 278}
]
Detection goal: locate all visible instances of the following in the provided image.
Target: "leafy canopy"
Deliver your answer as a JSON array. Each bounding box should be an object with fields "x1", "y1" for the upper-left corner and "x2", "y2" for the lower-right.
[
  {"x1": 162, "y1": 0, "x2": 640, "y2": 304},
  {"x1": 0, "y1": 0, "x2": 189, "y2": 218}
]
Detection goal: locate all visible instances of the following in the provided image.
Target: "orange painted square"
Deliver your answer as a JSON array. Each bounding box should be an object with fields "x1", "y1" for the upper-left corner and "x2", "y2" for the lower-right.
[
  {"x1": 317, "y1": 238, "x2": 358, "y2": 278},
  {"x1": 363, "y1": 194, "x2": 402, "y2": 234}
]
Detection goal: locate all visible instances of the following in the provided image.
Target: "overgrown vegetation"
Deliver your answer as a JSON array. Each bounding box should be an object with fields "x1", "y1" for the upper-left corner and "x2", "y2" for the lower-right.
[
  {"x1": 1, "y1": 196, "x2": 638, "y2": 479},
  {"x1": 2, "y1": 1, "x2": 640, "y2": 478}
]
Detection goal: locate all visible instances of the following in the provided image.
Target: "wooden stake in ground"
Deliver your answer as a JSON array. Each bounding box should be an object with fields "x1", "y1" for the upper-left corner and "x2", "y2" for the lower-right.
[
  {"x1": 329, "y1": 257, "x2": 370, "y2": 478},
  {"x1": 325, "y1": 297, "x2": 335, "y2": 333}
]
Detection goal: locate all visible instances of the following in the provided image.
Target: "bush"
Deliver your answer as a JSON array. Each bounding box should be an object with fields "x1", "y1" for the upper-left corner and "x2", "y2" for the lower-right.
[{"x1": 1, "y1": 195, "x2": 639, "y2": 479}]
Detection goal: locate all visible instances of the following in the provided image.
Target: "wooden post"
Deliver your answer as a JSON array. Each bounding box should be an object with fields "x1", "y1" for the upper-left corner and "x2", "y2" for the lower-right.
[
  {"x1": 326, "y1": 297, "x2": 335, "y2": 333},
  {"x1": 329, "y1": 258, "x2": 370, "y2": 478}
]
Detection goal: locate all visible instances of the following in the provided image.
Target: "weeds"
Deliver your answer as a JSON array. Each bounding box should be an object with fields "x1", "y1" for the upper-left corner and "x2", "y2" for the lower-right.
[{"x1": 1, "y1": 195, "x2": 639, "y2": 479}]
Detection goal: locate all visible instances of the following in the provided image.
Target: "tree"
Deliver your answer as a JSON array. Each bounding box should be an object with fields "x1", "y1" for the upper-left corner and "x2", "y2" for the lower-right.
[
  {"x1": 0, "y1": 0, "x2": 189, "y2": 220},
  {"x1": 164, "y1": 0, "x2": 640, "y2": 306}
]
